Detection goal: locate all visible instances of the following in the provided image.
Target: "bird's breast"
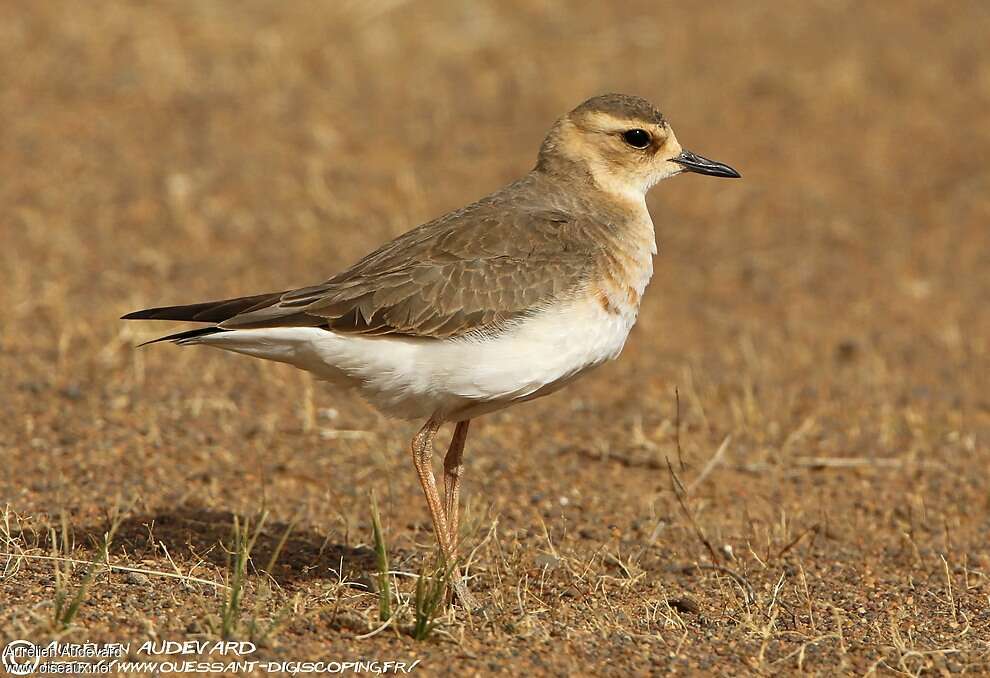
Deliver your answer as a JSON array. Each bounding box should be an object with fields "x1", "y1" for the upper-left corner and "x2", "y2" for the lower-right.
[{"x1": 593, "y1": 214, "x2": 657, "y2": 321}]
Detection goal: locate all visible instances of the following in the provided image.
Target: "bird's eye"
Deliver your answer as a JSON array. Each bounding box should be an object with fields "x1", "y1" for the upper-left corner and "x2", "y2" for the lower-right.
[{"x1": 622, "y1": 129, "x2": 651, "y2": 149}]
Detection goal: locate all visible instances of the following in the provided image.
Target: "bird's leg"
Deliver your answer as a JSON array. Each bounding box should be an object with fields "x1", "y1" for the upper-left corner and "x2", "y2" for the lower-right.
[
  {"x1": 441, "y1": 419, "x2": 478, "y2": 611},
  {"x1": 410, "y1": 417, "x2": 452, "y2": 560},
  {"x1": 411, "y1": 417, "x2": 478, "y2": 611},
  {"x1": 443, "y1": 420, "x2": 471, "y2": 552}
]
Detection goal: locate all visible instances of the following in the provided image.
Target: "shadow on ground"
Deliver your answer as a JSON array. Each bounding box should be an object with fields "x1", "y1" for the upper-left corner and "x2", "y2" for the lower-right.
[{"x1": 75, "y1": 506, "x2": 379, "y2": 586}]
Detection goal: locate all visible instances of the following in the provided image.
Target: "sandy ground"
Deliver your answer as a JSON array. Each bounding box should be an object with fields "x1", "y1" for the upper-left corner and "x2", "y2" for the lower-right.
[{"x1": 2, "y1": 1, "x2": 989, "y2": 675}]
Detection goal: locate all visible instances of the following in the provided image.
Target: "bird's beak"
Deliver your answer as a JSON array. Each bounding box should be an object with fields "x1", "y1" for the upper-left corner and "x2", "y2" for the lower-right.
[{"x1": 672, "y1": 150, "x2": 741, "y2": 178}]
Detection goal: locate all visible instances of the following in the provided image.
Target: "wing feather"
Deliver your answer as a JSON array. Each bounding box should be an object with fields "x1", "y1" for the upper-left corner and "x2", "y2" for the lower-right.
[{"x1": 212, "y1": 183, "x2": 606, "y2": 338}]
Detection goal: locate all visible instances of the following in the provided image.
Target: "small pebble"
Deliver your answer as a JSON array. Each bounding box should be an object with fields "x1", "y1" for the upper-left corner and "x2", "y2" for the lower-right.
[
  {"x1": 668, "y1": 596, "x2": 700, "y2": 614},
  {"x1": 125, "y1": 571, "x2": 151, "y2": 586}
]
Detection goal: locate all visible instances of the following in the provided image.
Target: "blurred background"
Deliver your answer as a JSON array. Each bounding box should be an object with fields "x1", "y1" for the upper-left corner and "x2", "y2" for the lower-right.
[{"x1": 1, "y1": 1, "x2": 988, "y2": 672}]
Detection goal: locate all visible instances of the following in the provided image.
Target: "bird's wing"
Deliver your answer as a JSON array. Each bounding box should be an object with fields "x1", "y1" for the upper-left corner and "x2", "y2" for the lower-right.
[{"x1": 216, "y1": 201, "x2": 603, "y2": 338}]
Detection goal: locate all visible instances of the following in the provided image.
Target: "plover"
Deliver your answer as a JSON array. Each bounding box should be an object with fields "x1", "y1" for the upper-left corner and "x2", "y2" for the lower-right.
[{"x1": 124, "y1": 93, "x2": 739, "y2": 606}]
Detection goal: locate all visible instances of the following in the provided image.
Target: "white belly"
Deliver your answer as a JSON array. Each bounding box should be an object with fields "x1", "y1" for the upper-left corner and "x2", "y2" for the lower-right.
[{"x1": 193, "y1": 296, "x2": 640, "y2": 421}]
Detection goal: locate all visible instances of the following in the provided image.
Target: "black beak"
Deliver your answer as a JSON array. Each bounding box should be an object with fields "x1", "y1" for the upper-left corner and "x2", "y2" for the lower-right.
[{"x1": 672, "y1": 150, "x2": 741, "y2": 178}]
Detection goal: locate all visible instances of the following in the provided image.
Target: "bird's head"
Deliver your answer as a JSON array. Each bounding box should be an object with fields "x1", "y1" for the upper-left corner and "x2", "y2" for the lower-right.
[{"x1": 537, "y1": 93, "x2": 740, "y2": 202}]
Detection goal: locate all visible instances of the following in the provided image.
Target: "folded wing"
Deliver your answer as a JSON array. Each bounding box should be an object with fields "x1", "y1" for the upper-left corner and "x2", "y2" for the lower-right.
[{"x1": 125, "y1": 198, "x2": 603, "y2": 340}]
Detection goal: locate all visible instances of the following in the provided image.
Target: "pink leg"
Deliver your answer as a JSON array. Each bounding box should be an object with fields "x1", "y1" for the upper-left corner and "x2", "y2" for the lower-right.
[
  {"x1": 410, "y1": 417, "x2": 453, "y2": 560},
  {"x1": 443, "y1": 420, "x2": 471, "y2": 552},
  {"x1": 410, "y1": 417, "x2": 477, "y2": 610}
]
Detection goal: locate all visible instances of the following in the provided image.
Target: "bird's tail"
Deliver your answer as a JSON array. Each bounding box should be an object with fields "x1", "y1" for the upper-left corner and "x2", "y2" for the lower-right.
[
  {"x1": 121, "y1": 291, "x2": 286, "y2": 324},
  {"x1": 136, "y1": 326, "x2": 229, "y2": 347},
  {"x1": 122, "y1": 291, "x2": 287, "y2": 346}
]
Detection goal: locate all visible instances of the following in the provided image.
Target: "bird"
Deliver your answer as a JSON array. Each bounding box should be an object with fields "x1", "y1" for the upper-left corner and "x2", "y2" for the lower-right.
[{"x1": 122, "y1": 93, "x2": 739, "y2": 608}]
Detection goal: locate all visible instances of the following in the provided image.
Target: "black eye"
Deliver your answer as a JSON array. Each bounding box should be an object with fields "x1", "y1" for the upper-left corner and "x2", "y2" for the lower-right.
[{"x1": 622, "y1": 129, "x2": 651, "y2": 149}]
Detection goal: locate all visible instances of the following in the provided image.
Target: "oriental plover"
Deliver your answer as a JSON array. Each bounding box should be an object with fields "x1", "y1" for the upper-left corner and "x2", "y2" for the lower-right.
[{"x1": 123, "y1": 93, "x2": 740, "y2": 608}]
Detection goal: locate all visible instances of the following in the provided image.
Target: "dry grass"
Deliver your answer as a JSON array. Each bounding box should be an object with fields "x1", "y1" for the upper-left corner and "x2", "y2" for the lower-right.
[{"x1": 1, "y1": 1, "x2": 989, "y2": 673}]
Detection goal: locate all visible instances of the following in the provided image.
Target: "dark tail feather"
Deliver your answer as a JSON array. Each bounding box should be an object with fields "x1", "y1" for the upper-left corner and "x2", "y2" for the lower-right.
[
  {"x1": 138, "y1": 327, "x2": 228, "y2": 347},
  {"x1": 121, "y1": 291, "x2": 286, "y2": 323}
]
